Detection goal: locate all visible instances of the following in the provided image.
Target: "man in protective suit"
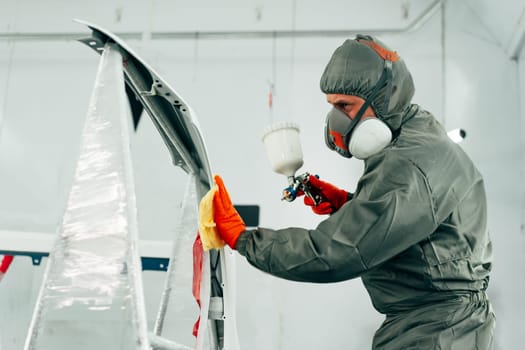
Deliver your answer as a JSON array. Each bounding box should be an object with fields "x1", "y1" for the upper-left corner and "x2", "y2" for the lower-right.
[{"x1": 209, "y1": 35, "x2": 496, "y2": 349}]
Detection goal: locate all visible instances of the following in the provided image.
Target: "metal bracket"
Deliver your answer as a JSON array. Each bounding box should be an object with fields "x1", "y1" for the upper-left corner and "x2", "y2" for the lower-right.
[{"x1": 0, "y1": 250, "x2": 170, "y2": 271}]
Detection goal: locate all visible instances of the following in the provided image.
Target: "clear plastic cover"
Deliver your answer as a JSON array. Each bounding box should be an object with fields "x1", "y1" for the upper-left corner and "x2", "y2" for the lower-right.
[
  {"x1": 24, "y1": 43, "x2": 149, "y2": 350},
  {"x1": 153, "y1": 175, "x2": 200, "y2": 348}
]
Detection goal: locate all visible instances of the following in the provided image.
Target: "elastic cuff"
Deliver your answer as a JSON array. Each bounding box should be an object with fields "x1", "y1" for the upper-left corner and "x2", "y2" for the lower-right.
[{"x1": 233, "y1": 230, "x2": 251, "y2": 254}]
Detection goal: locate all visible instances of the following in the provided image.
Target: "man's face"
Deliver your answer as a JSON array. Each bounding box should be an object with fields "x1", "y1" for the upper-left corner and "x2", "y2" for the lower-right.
[{"x1": 326, "y1": 94, "x2": 377, "y2": 120}]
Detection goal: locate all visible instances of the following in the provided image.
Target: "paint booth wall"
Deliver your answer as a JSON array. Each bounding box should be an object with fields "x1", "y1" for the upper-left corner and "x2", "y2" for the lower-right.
[{"x1": 0, "y1": 1, "x2": 524, "y2": 349}]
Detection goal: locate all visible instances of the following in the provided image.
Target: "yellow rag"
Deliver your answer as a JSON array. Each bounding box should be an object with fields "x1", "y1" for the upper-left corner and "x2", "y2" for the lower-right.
[{"x1": 198, "y1": 183, "x2": 226, "y2": 251}]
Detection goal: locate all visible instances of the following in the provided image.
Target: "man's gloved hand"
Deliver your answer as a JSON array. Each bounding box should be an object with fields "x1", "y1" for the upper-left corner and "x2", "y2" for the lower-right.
[
  {"x1": 213, "y1": 175, "x2": 246, "y2": 249},
  {"x1": 303, "y1": 175, "x2": 351, "y2": 215}
]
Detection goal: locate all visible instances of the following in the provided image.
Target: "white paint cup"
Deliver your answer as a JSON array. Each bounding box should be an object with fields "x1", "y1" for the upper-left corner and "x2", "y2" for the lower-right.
[{"x1": 261, "y1": 122, "x2": 304, "y2": 177}]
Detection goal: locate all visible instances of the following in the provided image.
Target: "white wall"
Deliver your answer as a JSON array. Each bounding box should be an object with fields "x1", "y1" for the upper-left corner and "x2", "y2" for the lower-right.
[
  {"x1": 0, "y1": 1, "x2": 524, "y2": 349},
  {"x1": 521, "y1": 32, "x2": 525, "y2": 270},
  {"x1": 442, "y1": 3, "x2": 525, "y2": 349}
]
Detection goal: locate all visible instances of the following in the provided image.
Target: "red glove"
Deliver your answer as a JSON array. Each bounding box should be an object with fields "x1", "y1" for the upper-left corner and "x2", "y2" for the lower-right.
[
  {"x1": 213, "y1": 175, "x2": 246, "y2": 249},
  {"x1": 303, "y1": 175, "x2": 351, "y2": 215}
]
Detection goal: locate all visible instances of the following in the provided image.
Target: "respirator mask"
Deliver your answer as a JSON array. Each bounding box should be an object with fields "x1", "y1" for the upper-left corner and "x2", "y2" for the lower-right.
[
  {"x1": 324, "y1": 39, "x2": 398, "y2": 160},
  {"x1": 325, "y1": 108, "x2": 392, "y2": 159}
]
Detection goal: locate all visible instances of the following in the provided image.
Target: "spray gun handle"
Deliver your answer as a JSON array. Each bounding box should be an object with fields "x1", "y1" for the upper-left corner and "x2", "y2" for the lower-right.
[
  {"x1": 303, "y1": 186, "x2": 323, "y2": 206},
  {"x1": 299, "y1": 174, "x2": 324, "y2": 206}
]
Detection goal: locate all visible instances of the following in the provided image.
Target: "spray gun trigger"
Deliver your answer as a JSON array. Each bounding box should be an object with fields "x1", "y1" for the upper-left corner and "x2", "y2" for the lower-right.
[{"x1": 303, "y1": 186, "x2": 323, "y2": 206}]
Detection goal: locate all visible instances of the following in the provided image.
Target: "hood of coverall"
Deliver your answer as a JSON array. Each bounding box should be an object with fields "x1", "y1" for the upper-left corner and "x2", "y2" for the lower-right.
[{"x1": 320, "y1": 35, "x2": 415, "y2": 131}]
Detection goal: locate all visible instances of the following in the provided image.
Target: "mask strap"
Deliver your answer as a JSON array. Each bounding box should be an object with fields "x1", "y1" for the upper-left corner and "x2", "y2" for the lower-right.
[
  {"x1": 341, "y1": 64, "x2": 390, "y2": 143},
  {"x1": 382, "y1": 60, "x2": 393, "y2": 111},
  {"x1": 356, "y1": 38, "x2": 398, "y2": 115}
]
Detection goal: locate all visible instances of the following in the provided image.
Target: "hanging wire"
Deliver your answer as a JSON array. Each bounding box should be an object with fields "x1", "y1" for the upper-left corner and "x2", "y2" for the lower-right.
[
  {"x1": 289, "y1": 0, "x2": 297, "y2": 123},
  {"x1": 268, "y1": 31, "x2": 277, "y2": 124},
  {"x1": 0, "y1": 3, "x2": 19, "y2": 144},
  {"x1": 0, "y1": 37, "x2": 15, "y2": 144},
  {"x1": 141, "y1": 0, "x2": 154, "y2": 44},
  {"x1": 193, "y1": 31, "x2": 200, "y2": 82},
  {"x1": 516, "y1": 57, "x2": 525, "y2": 237}
]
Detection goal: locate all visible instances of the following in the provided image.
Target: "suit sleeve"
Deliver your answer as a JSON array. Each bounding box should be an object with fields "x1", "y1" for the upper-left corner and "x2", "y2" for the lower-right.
[{"x1": 235, "y1": 156, "x2": 439, "y2": 283}]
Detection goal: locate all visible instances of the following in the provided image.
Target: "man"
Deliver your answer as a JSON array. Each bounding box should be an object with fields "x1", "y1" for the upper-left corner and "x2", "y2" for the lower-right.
[{"x1": 209, "y1": 35, "x2": 495, "y2": 349}]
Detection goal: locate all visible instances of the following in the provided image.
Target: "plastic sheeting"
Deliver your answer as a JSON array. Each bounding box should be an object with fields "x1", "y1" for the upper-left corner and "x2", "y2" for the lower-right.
[
  {"x1": 153, "y1": 175, "x2": 201, "y2": 349},
  {"x1": 24, "y1": 43, "x2": 149, "y2": 350}
]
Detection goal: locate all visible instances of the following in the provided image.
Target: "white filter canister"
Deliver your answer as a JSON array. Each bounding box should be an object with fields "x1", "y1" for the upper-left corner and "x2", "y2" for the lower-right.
[{"x1": 261, "y1": 122, "x2": 304, "y2": 177}]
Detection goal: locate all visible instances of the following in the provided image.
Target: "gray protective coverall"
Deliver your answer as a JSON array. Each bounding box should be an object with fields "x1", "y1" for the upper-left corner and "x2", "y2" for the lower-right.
[{"x1": 235, "y1": 36, "x2": 495, "y2": 349}]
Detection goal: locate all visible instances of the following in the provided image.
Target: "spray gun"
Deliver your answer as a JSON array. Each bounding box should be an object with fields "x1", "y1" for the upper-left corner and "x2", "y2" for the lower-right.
[
  {"x1": 281, "y1": 172, "x2": 323, "y2": 205},
  {"x1": 261, "y1": 122, "x2": 323, "y2": 206}
]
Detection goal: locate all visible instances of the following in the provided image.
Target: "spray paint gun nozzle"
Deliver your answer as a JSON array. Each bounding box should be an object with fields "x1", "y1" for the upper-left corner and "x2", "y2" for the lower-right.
[{"x1": 281, "y1": 172, "x2": 322, "y2": 206}]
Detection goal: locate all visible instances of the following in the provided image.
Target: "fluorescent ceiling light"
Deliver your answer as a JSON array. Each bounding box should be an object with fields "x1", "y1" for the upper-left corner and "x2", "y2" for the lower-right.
[{"x1": 447, "y1": 128, "x2": 466, "y2": 143}]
